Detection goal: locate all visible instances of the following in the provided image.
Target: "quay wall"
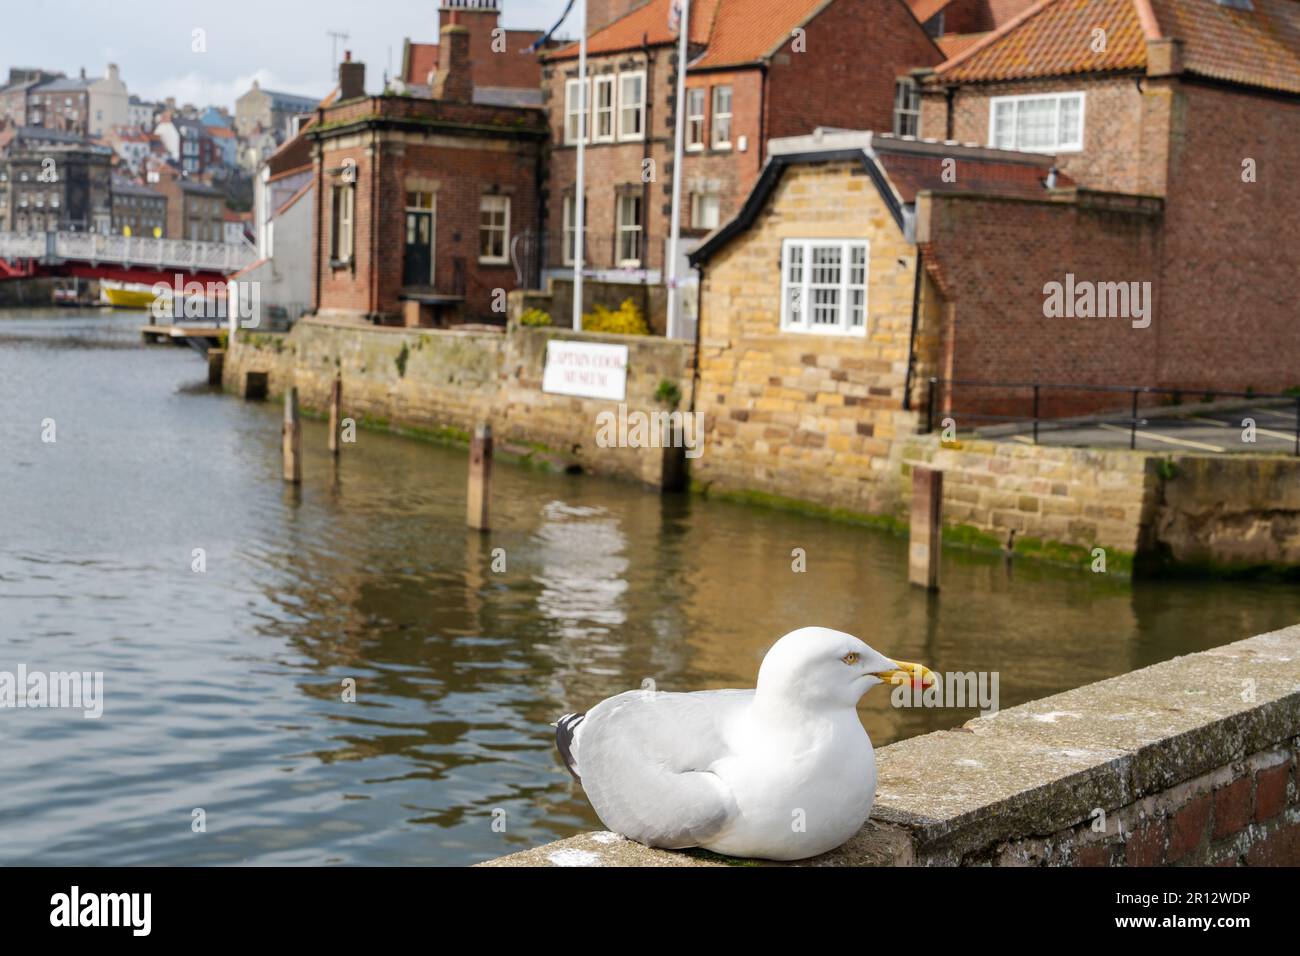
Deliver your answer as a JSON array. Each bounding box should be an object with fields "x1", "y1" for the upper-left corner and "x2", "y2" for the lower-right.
[
  {"x1": 223, "y1": 316, "x2": 695, "y2": 486},
  {"x1": 482, "y1": 625, "x2": 1300, "y2": 867}
]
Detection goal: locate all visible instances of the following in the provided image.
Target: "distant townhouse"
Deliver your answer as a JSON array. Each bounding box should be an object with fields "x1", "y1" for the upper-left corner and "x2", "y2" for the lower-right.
[
  {"x1": 87, "y1": 64, "x2": 128, "y2": 137},
  {"x1": 305, "y1": 44, "x2": 547, "y2": 326},
  {"x1": 110, "y1": 177, "x2": 167, "y2": 237},
  {"x1": 154, "y1": 170, "x2": 225, "y2": 242},
  {"x1": 0, "y1": 68, "x2": 64, "y2": 126},
  {"x1": 0, "y1": 130, "x2": 113, "y2": 233},
  {"x1": 540, "y1": 0, "x2": 943, "y2": 296},
  {"x1": 234, "y1": 81, "x2": 319, "y2": 138},
  {"x1": 27, "y1": 72, "x2": 92, "y2": 134},
  {"x1": 155, "y1": 115, "x2": 213, "y2": 174},
  {"x1": 205, "y1": 124, "x2": 237, "y2": 171},
  {"x1": 127, "y1": 95, "x2": 160, "y2": 131},
  {"x1": 104, "y1": 126, "x2": 153, "y2": 172}
]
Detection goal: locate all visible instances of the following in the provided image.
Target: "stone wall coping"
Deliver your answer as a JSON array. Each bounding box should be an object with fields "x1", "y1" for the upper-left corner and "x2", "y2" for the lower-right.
[{"x1": 479, "y1": 625, "x2": 1300, "y2": 866}]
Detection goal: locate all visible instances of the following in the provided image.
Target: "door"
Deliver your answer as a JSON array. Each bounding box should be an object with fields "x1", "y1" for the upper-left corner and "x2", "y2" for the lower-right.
[{"x1": 403, "y1": 209, "x2": 433, "y2": 286}]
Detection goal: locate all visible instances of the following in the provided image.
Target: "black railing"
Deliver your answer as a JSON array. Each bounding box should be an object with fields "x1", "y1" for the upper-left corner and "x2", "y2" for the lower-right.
[{"x1": 924, "y1": 378, "x2": 1300, "y2": 456}]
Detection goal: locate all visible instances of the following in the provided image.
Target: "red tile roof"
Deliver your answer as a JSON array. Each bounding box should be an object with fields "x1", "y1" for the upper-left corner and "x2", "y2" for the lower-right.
[
  {"x1": 547, "y1": 0, "x2": 720, "y2": 60},
  {"x1": 936, "y1": 0, "x2": 1300, "y2": 95},
  {"x1": 936, "y1": 31, "x2": 991, "y2": 59},
  {"x1": 937, "y1": 0, "x2": 1149, "y2": 82},
  {"x1": 1148, "y1": 0, "x2": 1300, "y2": 95},
  {"x1": 691, "y1": 0, "x2": 832, "y2": 69},
  {"x1": 546, "y1": 0, "x2": 831, "y2": 67}
]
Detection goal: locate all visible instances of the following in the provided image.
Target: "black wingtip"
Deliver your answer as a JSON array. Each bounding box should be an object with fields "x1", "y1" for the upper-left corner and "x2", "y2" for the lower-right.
[{"x1": 555, "y1": 712, "x2": 585, "y2": 782}]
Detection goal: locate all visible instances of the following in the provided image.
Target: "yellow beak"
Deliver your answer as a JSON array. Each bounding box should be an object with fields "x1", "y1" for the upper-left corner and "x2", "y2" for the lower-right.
[{"x1": 873, "y1": 659, "x2": 936, "y2": 690}]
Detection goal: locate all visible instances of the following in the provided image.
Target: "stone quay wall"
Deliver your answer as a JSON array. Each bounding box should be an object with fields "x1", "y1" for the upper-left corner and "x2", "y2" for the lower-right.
[{"x1": 483, "y1": 625, "x2": 1300, "y2": 867}]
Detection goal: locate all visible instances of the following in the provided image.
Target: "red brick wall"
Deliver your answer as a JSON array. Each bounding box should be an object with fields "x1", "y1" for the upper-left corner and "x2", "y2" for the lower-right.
[
  {"x1": 919, "y1": 192, "x2": 1163, "y2": 418},
  {"x1": 1155, "y1": 81, "x2": 1300, "y2": 392},
  {"x1": 437, "y1": 8, "x2": 544, "y2": 90},
  {"x1": 764, "y1": 0, "x2": 944, "y2": 141},
  {"x1": 928, "y1": 76, "x2": 1158, "y2": 194}
]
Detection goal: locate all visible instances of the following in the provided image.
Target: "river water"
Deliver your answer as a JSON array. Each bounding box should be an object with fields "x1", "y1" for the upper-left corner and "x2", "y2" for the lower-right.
[{"x1": 2, "y1": 309, "x2": 1298, "y2": 865}]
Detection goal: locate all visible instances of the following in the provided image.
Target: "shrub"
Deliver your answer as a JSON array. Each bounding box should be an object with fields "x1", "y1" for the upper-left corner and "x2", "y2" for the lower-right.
[
  {"x1": 519, "y1": 307, "x2": 552, "y2": 327},
  {"x1": 582, "y1": 298, "x2": 649, "y2": 336}
]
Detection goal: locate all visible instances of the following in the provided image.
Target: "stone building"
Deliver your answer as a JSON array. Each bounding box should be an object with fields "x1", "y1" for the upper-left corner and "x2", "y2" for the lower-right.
[
  {"x1": 0, "y1": 130, "x2": 113, "y2": 233},
  {"x1": 687, "y1": 130, "x2": 1111, "y2": 515},
  {"x1": 540, "y1": 0, "x2": 944, "y2": 287},
  {"x1": 306, "y1": 47, "x2": 547, "y2": 326},
  {"x1": 234, "y1": 81, "x2": 319, "y2": 138}
]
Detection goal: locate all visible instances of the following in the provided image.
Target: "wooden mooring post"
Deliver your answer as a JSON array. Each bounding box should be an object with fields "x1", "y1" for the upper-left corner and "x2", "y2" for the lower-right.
[
  {"x1": 467, "y1": 423, "x2": 492, "y2": 531},
  {"x1": 327, "y1": 375, "x2": 342, "y2": 455},
  {"x1": 282, "y1": 387, "x2": 302, "y2": 484},
  {"x1": 908, "y1": 466, "x2": 942, "y2": 590}
]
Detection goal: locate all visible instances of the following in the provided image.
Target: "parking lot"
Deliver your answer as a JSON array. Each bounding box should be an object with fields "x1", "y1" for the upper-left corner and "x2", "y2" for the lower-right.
[{"x1": 981, "y1": 401, "x2": 1300, "y2": 455}]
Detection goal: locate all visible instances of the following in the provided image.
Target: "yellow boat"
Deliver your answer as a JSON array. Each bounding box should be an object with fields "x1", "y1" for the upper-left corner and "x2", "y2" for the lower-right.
[{"x1": 101, "y1": 282, "x2": 162, "y2": 309}]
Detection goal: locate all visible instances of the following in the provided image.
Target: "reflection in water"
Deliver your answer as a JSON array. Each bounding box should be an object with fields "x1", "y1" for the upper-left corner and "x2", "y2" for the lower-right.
[{"x1": 2, "y1": 310, "x2": 1299, "y2": 865}]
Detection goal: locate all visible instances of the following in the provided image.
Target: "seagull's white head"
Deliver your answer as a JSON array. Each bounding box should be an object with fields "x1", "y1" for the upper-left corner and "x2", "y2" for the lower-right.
[{"x1": 756, "y1": 627, "x2": 935, "y2": 710}]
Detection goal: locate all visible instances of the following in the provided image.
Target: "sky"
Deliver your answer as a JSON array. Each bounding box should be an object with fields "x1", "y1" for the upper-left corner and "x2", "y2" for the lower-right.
[{"x1": 1, "y1": 0, "x2": 576, "y2": 109}]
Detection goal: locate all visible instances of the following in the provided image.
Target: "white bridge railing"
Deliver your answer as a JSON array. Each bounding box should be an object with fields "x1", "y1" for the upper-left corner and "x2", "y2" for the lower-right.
[{"x1": 0, "y1": 231, "x2": 257, "y2": 274}]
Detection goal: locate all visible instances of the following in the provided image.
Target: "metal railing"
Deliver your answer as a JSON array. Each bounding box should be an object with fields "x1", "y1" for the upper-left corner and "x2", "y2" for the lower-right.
[
  {"x1": 0, "y1": 230, "x2": 257, "y2": 273},
  {"x1": 924, "y1": 378, "x2": 1300, "y2": 456}
]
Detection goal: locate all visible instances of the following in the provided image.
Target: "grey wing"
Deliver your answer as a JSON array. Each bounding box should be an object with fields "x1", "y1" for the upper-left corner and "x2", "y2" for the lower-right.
[{"x1": 575, "y1": 689, "x2": 751, "y2": 849}]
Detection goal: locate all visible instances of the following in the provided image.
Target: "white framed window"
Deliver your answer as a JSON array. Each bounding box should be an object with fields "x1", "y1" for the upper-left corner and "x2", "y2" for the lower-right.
[
  {"x1": 686, "y1": 87, "x2": 705, "y2": 150},
  {"x1": 593, "y1": 75, "x2": 615, "y2": 143},
  {"x1": 690, "y1": 192, "x2": 720, "y2": 231},
  {"x1": 562, "y1": 192, "x2": 585, "y2": 266},
  {"x1": 779, "y1": 238, "x2": 869, "y2": 336},
  {"x1": 616, "y1": 192, "x2": 642, "y2": 266},
  {"x1": 618, "y1": 71, "x2": 645, "y2": 141},
  {"x1": 988, "y1": 91, "x2": 1084, "y2": 153},
  {"x1": 330, "y1": 183, "x2": 354, "y2": 263},
  {"x1": 893, "y1": 78, "x2": 920, "y2": 137},
  {"x1": 564, "y1": 77, "x2": 589, "y2": 145},
  {"x1": 479, "y1": 195, "x2": 510, "y2": 263},
  {"x1": 711, "y1": 85, "x2": 732, "y2": 149}
]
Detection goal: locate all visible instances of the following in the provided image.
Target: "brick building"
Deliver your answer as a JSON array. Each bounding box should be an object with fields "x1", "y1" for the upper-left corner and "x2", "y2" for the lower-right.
[
  {"x1": 540, "y1": 0, "x2": 943, "y2": 288},
  {"x1": 914, "y1": 0, "x2": 1300, "y2": 397},
  {"x1": 153, "y1": 169, "x2": 225, "y2": 241},
  {"x1": 306, "y1": 45, "x2": 548, "y2": 326}
]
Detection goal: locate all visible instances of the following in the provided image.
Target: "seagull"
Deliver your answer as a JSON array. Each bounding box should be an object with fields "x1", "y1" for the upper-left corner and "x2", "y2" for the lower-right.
[{"x1": 555, "y1": 626, "x2": 934, "y2": 861}]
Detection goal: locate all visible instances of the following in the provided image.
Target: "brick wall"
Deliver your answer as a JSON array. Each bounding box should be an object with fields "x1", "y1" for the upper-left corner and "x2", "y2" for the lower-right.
[
  {"x1": 918, "y1": 190, "x2": 1164, "y2": 416},
  {"x1": 764, "y1": 0, "x2": 943, "y2": 140}
]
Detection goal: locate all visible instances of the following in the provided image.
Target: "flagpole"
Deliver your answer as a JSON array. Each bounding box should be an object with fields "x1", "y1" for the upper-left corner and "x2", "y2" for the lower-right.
[
  {"x1": 572, "y1": 0, "x2": 588, "y2": 332},
  {"x1": 666, "y1": 0, "x2": 690, "y2": 341}
]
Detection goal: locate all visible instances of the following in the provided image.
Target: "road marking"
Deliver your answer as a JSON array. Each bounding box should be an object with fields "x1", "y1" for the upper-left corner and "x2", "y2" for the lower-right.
[
  {"x1": 1190, "y1": 415, "x2": 1298, "y2": 442},
  {"x1": 1097, "y1": 423, "x2": 1225, "y2": 452}
]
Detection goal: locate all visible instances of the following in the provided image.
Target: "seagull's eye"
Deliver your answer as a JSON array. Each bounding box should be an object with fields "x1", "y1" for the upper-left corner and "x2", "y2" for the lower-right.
[{"x1": 842, "y1": 652, "x2": 860, "y2": 665}]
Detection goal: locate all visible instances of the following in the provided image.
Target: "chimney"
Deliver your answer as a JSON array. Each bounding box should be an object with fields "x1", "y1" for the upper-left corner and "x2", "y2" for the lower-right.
[
  {"x1": 339, "y1": 50, "x2": 366, "y2": 100},
  {"x1": 431, "y1": 23, "x2": 473, "y2": 103}
]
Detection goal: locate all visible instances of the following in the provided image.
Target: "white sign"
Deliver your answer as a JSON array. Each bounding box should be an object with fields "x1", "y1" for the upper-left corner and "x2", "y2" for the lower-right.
[{"x1": 542, "y1": 339, "x2": 629, "y2": 401}]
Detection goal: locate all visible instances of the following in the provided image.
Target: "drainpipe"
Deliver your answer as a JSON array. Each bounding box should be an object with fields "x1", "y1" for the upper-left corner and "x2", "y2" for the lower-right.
[
  {"x1": 944, "y1": 86, "x2": 954, "y2": 141},
  {"x1": 313, "y1": 107, "x2": 324, "y2": 314},
  {"x1": 903, "y1": 245, "x2": 923, "y2": 411},
  {"x1": 369, "y1": 107, "x2": 380, "y2": 319},
  {"x1": 642, "y1": 36, "x2": 654, "y2": 285}
]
